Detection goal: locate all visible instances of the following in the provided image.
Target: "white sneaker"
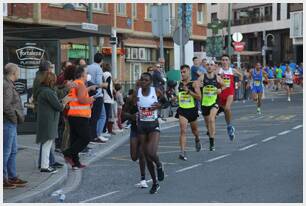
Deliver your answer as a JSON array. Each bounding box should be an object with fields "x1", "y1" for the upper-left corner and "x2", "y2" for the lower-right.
[
  {"x1": 98, "y1": 135, "x2": 109, "y2": 141},
  {"x1": 124, "y1": 124, "x2": 131, "y2": 129},
  {"x1": 288, "y1": 97, "x2": 291, "y2": 102},
  {"x1": 135, "y1": 180, "x2": 148, "y2": 188},
  {"x1": 102, "y1": 132, "x2": 111, "y2": 137}
]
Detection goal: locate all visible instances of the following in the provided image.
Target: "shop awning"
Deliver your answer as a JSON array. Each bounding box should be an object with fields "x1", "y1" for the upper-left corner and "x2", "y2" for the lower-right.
[{"x1": 4, "y1": 24, "x2": 112, "y2": 39}]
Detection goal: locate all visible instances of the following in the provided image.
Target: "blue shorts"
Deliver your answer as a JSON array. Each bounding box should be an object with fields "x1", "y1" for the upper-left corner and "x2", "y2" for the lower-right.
[{"x1": 252, "y1": 86, "x2": 263, "y2": 93}]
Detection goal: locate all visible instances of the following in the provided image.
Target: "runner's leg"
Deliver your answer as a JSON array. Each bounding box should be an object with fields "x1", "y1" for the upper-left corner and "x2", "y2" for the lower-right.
[
  {"x1": 179, "y1": 115, "x2": 188, "y2": 158},
  {"x1": 208, "y1": 107, "x2": 218, "y2": 150}
]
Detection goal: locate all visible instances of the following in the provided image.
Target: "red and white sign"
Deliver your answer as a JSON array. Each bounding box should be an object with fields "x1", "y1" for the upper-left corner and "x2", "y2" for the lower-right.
[{"x1": 232, "y1": 42, "x2": 245, "y2": 52}]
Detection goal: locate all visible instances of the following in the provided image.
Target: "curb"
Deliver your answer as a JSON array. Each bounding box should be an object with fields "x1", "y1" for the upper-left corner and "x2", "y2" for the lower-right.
[{"x1": 10, "y1": 119, "x2": 180, "y2": 203}]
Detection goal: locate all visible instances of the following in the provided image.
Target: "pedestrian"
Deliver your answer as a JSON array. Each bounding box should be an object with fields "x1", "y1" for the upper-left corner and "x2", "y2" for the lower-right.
[
  {"x1": 63, "y1": 65, "x2": 95, "y2": 169},
  {"x1": 199, "y1": 60, "x2": 224, "y2": 151},
  {"x1": 79, "y1": 58, "x2": 87, "y2": 66},
  {"x1": 176, "y1": 64, "x2": 202, "y2": 160},
  {"x1": 218, "y1": 54, "x2": 243, "y2": 140},
  {"x1": 57, "y1": 61, "x2": 72, "y2": 85},
  {"x1": 3, "y1": 63, "x2": 28, "y2": 189},
  {"x1": 115, "y1": 83, "x2": 124, "y2": 130},
  {"x1": 275, "y1": 64, "x2": 283, "y2": 91},
  {"x1": 285, "y1": 63, "x2": 294, "y2": 102},
  {"x1": 87, "y1": 52, "x2": 109, "y2": 144},
  {"x1": 36, "y1": 72, "x2": 71, "y2": 173},
  {"x1": 250, "y1": 62, "x2": 268, "y2": 114},
  {"x1": 103, "y1": 63, "x2": 115, "y2": 135},
  {"x1": 136, "y1": 72, "x2": 165, "y2": 194}
]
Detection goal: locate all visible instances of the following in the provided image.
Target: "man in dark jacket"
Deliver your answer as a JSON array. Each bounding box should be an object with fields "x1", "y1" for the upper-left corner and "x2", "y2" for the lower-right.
[{"x1": 3, "y1": 63, "x2": 27, "y2": 189}]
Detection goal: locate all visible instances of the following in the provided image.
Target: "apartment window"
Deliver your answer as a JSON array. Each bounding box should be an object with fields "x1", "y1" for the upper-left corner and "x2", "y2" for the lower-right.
[
  {"x1": 117, "y1": 3, "x2": 126, "y2": 16},
  {"x1": 287, "y1": 4, "x2": 291, "y2": 19},
  {"x1": 132, "y1": 3, "x2": 137, "y2": 18},
  {"x1": 197, "y1": 4, "x2": 204, "y2": 24},
  {"x1": 72, "y1": 3, "x2": 85, "y2": 8},
  {"x1": 93, "y1": 3, "x2": 107, "y2": 12},
  {"x1": 145, "y1": 3, "x2": 153, "y2": 19},
  {"x1": 211, "y1": 12, "x2": 217, "y2": 21},
  {"x1": 265, "y1": 6, "x2": 272, "y2": 16},
  {"x1": 277, "y1": 3, "x2": 281, "y2": 20},
  {"x1": 211, "y1": 3, "x2": 217, "y2": 5}
]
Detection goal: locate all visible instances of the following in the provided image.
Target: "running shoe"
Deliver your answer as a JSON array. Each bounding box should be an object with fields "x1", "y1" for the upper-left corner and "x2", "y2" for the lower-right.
[
  {"x1": 209, "y1": 145, "x2": 215, "y2": 151},
  {"x1": 149, "y1": 184, "x2": 160, "y2": 194},
  {"x1": 139, "y1": 180, "x2": 148, "y2": 188},
  {"x1": 178, "y1": 153, "x2": 187, "y2": 161},
  {"x1": 227, "y1": 125, "x2": 235, "y2": 141},
  {"x1": 157, "y1": 164, "x2": 164, "y2": 181},
  {"x1": 288, "y1": 97, "x2": 291, "y2": 102},
  {"x1": 195, "y1": 140, "x2": 202, "y2": 152},
  {"x1": 257, "y1": 107, "x2": 261, "y2": 115}
]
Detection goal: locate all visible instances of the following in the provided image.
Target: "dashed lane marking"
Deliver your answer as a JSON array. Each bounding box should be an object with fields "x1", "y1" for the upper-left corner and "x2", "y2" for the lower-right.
[
  {"x1": 262, "y1": 136, "x2": 277, "y2": 142},
  {"x1": 175, "y1": 163, "x2": 203, "y2": 173},
  {"x1": 80, "y1": 191, "x2": 120, "y2": 203},
  {"x1": 292, "y1": 125, "x2": 303, "y2": 130},
  {"x1": 205, "y1": 154, "x2": 231, "y2": 163},
  {"x1": 278, "y1": 130, "x2": 291, "y2": 135},
  {"x1": 238, "y1": 143, "x2": 258, "y2": 151}
]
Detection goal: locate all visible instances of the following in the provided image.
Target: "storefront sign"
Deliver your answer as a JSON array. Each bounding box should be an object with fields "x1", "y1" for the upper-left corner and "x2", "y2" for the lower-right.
[{"x1": 16, "y1": 46, "x2": 45, "y2": 68}]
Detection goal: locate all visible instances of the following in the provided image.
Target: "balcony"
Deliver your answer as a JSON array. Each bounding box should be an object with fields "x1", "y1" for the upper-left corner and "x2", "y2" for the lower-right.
[{"x1": 232, "y1": 15, "x2": 272, "y2": 26}]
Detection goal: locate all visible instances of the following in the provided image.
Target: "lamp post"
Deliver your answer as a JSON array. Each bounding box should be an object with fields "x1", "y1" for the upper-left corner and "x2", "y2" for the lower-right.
[
  {"x1": 227, "y1": 3, "x2": 232, "y2": 57},
  {"x1": 63, "y1": 3, "x2": 94, "y2": 64},
  {"x1": 262, "y1": 31, "x2": 275, "y2": 67}
]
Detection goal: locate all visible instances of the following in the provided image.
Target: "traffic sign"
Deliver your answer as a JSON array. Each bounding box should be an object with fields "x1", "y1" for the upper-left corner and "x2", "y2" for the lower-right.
[
  {"x1": 232, "y1": 42, "x2": 245, "y2": 52},
  {"x1": 81, "y1": 23, "x2": 98, "y2": 31},
  {"x1": 232, "y1": 32, "x2": 243, "y2": 42},
  {"x1": 173, "y1": 27, "x2": 190, "y2": 46}
]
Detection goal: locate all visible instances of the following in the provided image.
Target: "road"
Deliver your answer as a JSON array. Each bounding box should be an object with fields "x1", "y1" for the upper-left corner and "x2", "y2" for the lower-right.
[{"x1": 41, "y1": 93, "x2": 303, "y2": 203}]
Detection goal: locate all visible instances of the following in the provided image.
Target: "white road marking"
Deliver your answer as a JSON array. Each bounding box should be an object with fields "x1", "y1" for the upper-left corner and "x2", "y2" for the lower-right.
[
  {"x1": 253, "y1": 116, "x2": 265, "y2": 120},
  {"x1": 238, "y1": 144, "x2": 258, "y2": 151},
  {"x1": 292, "y1": 125, "x2": 303, "y2": 130},
  {"x1": 80, "y1": 191, "x2": 120, "y2": 203},
  {"x1": 278, "y1": 130, "x2": 291, "y2": 135},
  {"x1": 262, "y1": 136, "x2": 277, "y2": 142},
  {"x1": 175, "y1": 164, "x2": 202, "y2": 173},
  {"x1": 205, "y1": 154, "x2": 231, "y2": 163}
]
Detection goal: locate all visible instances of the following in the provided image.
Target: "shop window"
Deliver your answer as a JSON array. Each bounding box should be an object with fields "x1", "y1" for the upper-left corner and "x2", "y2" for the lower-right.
[{"x1": 117, "y1": 3, "x2": 126, "y2": 16}]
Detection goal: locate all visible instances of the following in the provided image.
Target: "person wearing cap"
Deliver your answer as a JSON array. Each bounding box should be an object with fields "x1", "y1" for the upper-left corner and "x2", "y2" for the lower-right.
[{"x1": 198, "y1": 60, "x2": 224, "y2": 151}]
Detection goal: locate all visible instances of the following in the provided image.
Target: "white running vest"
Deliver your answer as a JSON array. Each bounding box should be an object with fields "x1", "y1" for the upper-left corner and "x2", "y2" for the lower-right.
[
  {"x1": 137, "y1": 87, "x2": 158, "y2": 121},
  {"x1": 285, "y1": 71, "x2": 293, "y2": 84}
]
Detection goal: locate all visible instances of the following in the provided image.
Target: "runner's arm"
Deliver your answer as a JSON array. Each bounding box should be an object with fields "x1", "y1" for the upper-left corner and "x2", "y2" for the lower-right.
[{"x1": 188, "y1": 80, "x2": 201, "y2": 100}]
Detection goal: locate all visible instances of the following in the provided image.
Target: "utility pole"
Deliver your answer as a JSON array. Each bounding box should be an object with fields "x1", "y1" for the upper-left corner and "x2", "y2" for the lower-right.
[
  {"x1": 88, "y1": 3, "x2": 94, "y2": 64},
  {"x1": 158, "y1": 4, "x2": 164, "y2": 60},
  {"x1": 262, "y1": 30, "x2": 266, "y2": 67},
  {"x1": 111, "y1": 29, "x2": 117, "y2": 79},
  {"x1": 227, "y1": 3, "x2": 231, "y2": 57},
  {"x1": 180, "y1": 3, "x2": 186, "y2": 66}
]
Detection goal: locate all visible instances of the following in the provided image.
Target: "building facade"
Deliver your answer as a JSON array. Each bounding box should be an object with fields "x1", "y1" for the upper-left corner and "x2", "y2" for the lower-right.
[
  {"x1": 207, "y1": 3, "x2": 303, "y2": 66},
  {"x1": 4, "y1": 3, "x2": 208, "y2": 86}
]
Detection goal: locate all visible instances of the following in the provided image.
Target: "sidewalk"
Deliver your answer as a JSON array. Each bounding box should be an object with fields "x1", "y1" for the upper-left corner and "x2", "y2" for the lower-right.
[{"x1": 3, "y1": 117, "x2": 179, "y2": 203}]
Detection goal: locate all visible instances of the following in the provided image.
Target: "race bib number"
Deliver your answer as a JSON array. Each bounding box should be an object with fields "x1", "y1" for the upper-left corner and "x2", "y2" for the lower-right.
[
  {"x1": 254, "y1": 80, "x2": 261, "y2": 86},
  {"x1": 224, "y1": 78, "x2": 230, "y2": 88},
  {"x1": 203, "y1": 86, "x2": 217, "y2": 97},
  {"x1": 139, "y1": 107, "x2": 157, "y2": 121},
  {"x1": 179, "y1": 93, "x2": 192, "y2": 104}
]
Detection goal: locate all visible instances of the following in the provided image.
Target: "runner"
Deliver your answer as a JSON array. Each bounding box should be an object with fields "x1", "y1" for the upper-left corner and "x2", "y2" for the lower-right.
[
  {"x1": 176, "y1": 64, "x2": 202, "y2": 160},
  {"x1": 218, "y1": 54, "x2": 243, "y2": 141},
  {"x1": 199, "y1": 60, "x2": 223, "y2": 151},
  {"x1": 250, "y1": 62, "x2": 268, "y2": 115},
  {"x1": 275, "y1": 65, "x2": 283, "y2": 91},
  {"x1": 284, "y1": 64, "x2": 294, "y2": 102},
  {"x1": 122, "y1": 85, "x2": 147, "y2": 188},
  {"x1": 136, "y1": 72, "x2": 165, "y2": 194}
]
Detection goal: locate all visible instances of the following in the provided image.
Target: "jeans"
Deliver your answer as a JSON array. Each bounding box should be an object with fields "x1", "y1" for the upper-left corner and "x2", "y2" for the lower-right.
[
  {"x1": 38, "y1": 143, "x2": 55, "y2": 168},
  {"x1": 103, "y1": 103, "x2": 111, "y2": 133},
  {"x1": 3, "y1": 122, "x2": 17, "y2": 179},
  {"x1": 97, "y1": 103, "x2": 106, "y2": 136}
]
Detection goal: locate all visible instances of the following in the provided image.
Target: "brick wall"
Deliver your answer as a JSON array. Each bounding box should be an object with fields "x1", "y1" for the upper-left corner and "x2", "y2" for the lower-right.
[{"x1": 7, "y1": 3, "x2": 33, "y2": 18}]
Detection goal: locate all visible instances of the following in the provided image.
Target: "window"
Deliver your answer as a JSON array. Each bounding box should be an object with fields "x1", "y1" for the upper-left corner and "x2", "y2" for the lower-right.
[
  {"x1": 145, "y1": 3, "x2": 153, "y2": 19},
  {"x1": 211, "y1": 3, "x2": 217, "y2": 5},
  {"x1": 117, "y1": 3, "x2": 126, "y2": 16},
  {"x1": 93, "y1": 3, "x2": 107, "y2": 12},
  {"x1": 287, "y1": 4, "x2": 291, "y2": 19},
  {"x1": 132, "y1": 3, "x2": 137, "y2": 18},
  {"x1": 72, "y1": 3, "x2": 85, "y2": 8},
  {"x1": 277, "y1": 3, "x2": 281, "y2": 20},
  {"x1": 211, "y1": 12, "x2": 217, "y2": 21},
  {"x1": 125, "y1": 48, "x2": 131, "y2": 59},
  {"x1": 265, "y1": 6, "x2": 272, "y2": 16},
  {"x1": 197, "y1": 4, "x2": 204, "y2": 24},
  {"x1": 139, "y1": 48, "x2": 146, "y2": 60},
  {"x1": 131, "y1": 48, "x2": 138, "y2": 59},
  {"x1": 3, "y1": 3, "x2": 8, "y2": 16}
]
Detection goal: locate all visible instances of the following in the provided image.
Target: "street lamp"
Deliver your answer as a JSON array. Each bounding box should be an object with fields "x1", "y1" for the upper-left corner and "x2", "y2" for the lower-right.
[
  {"x1": 262, "y1": 31, "x2": 275, "y2": 67},
  {"x1": 63, "y1": 3, "x2": 94, "y2": 64}
]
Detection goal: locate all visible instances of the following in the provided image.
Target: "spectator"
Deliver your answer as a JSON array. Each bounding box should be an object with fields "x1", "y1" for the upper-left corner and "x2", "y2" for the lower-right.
[
  {"x1": 3, "y1": 63, "x2": 27, "y2": 189},
  {"x1": 103, "y1": 63, "x2": 115, "y2": 135},
  {"x1": 199, "y1": 58, "x2": 208, "y2": 75},
  {"x1": 115, "y1": 83, "x2": 124, "y2": 130},
  {"x1": 79, "y1": 58, "x2": 87, "y2": 66},
  {"x1": 63, "y1": 65, "x2": 95, "y2": 169},
  {"x1": 87, "y1": 52, "x2": 109, "y2": 143},
  {"x1": 152, "y1": 64, "x2": 165, "y2": 92},
  {"x1": 57, "y1": 61, "x2": 72, "y2": 85},
  {"x1": 191, "y1": 57, "x2": 204, "y2": 81},
  {"x1": 36, "y1": 72, "x2": 70, "y2": 173},
  {"x1": 147, "y1": 66, "x2": 154, "y2": 76}
]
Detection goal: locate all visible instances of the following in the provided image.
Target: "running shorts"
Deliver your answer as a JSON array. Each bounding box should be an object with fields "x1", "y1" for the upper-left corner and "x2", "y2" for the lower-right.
[
  {"x1": 286, "y1": 83, "x2": 293, "y2": 88},
  {"x1": 201, "y1": 103, "x2": 219, "y2": 116},
  {"x1": 130, "y1": 125, "x2": 138, "y2": 139},
  {"x1": 137, "y1": 120, "x2": 160, "y2": 135},
  {"x1": 177, "y1": 107, "x2": 198, "y2": 123},
  {"x1": 252, "y1": 86, "x2": 263, "y2": 93}
]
